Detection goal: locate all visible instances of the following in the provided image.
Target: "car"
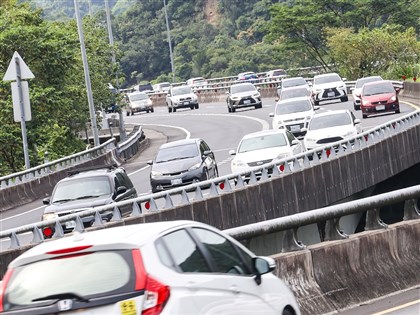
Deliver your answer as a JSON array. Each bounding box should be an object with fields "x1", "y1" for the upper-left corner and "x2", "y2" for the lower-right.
[
  {"x1": 226, "y1": 82, "x2": 262, "y2": 112},
  {"x1": 126, "y1": 91, "x2": 154, "y2": 116},
  {"x1": 166, "y1": 85, "x2": 199, "y2": 112},
  {"x1": 230, "y1": 129, "x2": 305, "y2": 175},
  {"x1": 237, "y1": 71, "x2": 258, "y2": 81},
  {"x1": 41, "y1": 164, "x2": 137, "y2": 236},
  {"x1": 266, "y1": 68, "x2": 288, "y2": 79},
  {"x1": 303, "y1": 109, "x2": 362, "y2": 151},
  {"x1": 278, "y1": 86, "x2": 312, "y2": 102},
  {"x1": 186, "y1": 77, "x2": 208, "y2": 88},
  {"x1": 134, "y1": 82, "x2": 153, "y2": 93},
  {"x1": 358, "y1": 80, "x2": 400, "y2": 119},
  {"x1": 153, "y1": 82, "x2": 171, "y2": 93},
  {"x1": 311, "y1": 73, "x2": 348, "y2": 105},
  {"x1": 147, "y1": 138, "x2": 218, "y2": 193},
  {"x1": 0, "y1": 220, "x2": 301, "y2": 315},
  {"x1": 351, "y1": 76, "x2": 383, "y2": 110},
  {"x1": 270, "y1": 97, "x2": 320, "y2": 138},
  {"x1": 277, "y1": 77, "x2": 311, "y2": 98}
]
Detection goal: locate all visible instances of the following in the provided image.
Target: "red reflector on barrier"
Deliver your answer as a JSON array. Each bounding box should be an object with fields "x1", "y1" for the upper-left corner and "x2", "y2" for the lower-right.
[
  {"x1": 279, "y1": 164, "x2": 285, "y2": 172},
  {"x1": 364, "y1": 135, "x2": 368, "y2": 141},
  {"x1": 145, "y1": 201, "x2": 150, "y2": 210},
  {"x1": 43, "y1": 227, "x2": 53, "y2": 238},
  {"x1": 219, "y1": 182, "x2": 225, "y2": 190},
  {"x1": 326, "y1": 149, "x2": 331, "y2": 157}
]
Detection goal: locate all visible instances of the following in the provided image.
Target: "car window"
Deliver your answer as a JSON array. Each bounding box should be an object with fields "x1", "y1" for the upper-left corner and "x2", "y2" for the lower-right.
[
  {"x1": 281, "y1": 88, "x2": 309, "y2": 100},
  {"x1": 192, "y1": 228, "x2": 253, "y2": 275},
  {"x1": 155, "y1": 143, "x2": 199, "y2": 163},
  {"x1": 362, "y1": 82, "x2": 394, "y2": 96},
  {"x1": 115, "y1": 172, "x2": 132, "y2": 189},
  {"x1": 314, "y1": 74, "x2": 341, "y2": 84},
  {"x1": 4, "y1": 251, "x2": 135, "y2": 310},
  {"x1": 238, "y1": 133, "x2": 287, "y2": 153},
  {"x1": 160, "y1": 229, "x2": 210, "y2": 272},
  {"x1": 275, "y1": 99, "x2": 312, "y2": 115},
  {"x1": 171, "y1": 86, "x2": 193, "y2": 96},
  {"x1": 51, "y1": 176, "x2": 111, "y2": 202},
  {"x1": 129, "y1": 93, "x2": 149, "y2": 101},
  {"x1": 282, "y1": 77, "x2": 307, "y2": 88}
]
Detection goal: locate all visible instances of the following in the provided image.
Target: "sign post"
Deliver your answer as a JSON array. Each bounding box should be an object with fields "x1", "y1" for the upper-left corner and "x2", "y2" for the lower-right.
[{"x1": 3, "y1": 51, "x2": 34, "y2": 170}]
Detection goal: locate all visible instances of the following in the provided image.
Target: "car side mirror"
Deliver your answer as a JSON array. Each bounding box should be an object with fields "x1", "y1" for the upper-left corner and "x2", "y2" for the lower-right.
[
  {"x1": 225, "y1": 91, "x2": 230, "y2": 95},
  {"x1": 354, "y1": 118, "x2": 361, "y2": 125},
  {"x1": 147, "y1": 160, "x2": 153, "y2": 166},
  {"x1": 342, "y1": 77, "x2": 347, "y2": 81},
  {"x1": 43, "y1": 197, "x2": 50, "y2": 205},
  {"x1": 253, "y1": 256, "x2": 275, "y2": 285},
  {"x1": 229, "y1": 149, "x2": 236, "y2": 156},
  {"x1": 202, "y1": 150, "x2": 211, "y2": 158},
  {"x1": 314, "y1": 105, "x2": 320, "y2": 110},
  {"x1": 116, "y1": 186, "x2": 127, "y2": 196},
  {"x1": 355, "y1": 93, "x2": 361, "y2": 98},
  {"x1": 350, "y1": 87, "x2": 355, "y2": 91},
  {"x1": 275, "y1": 97, "x2": 279, "y2": 102},
  {"x1": 257, "y1": 87, "x2": 261, "y2": 91},
  {"x1": 395, "y1": 87, "x2": 401, "y2": 94},
  {"x1": 291, "y1": 139, "x2": 300, "y2": 146},
  {"x1": 269, "y1": 112, "x2": 274, "y2": 117},
  {"x1": 301, "y1": 127, "x2": 308, "y2": 133}
]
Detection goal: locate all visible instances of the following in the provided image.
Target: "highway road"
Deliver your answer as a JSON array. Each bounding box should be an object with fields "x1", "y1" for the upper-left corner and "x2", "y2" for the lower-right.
[{"x1": 0, "y1": 97, "x2": 418, "y2": 233}]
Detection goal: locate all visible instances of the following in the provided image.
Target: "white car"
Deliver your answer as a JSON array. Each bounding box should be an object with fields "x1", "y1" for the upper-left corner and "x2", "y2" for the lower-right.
[
  {"x1": 279, "y1": 86, "x2": 312, "y2": 101},
  {"x1": 303, "y1": 109, "x2": 362, "y2": 151},
  {"x1": 230, "y1": 129, "x2": 305, "y2": 174},
  {"x1": 186, "y1": 77, "x2": 208, "y2": 89},
  {"x1": 351, "y1": 76, "x2": 383, "y2": 110},
  {"x1": 226, "y1": 82, "x2": 262, "y2": 112},
  {"x1": 166, "y1": 85, "x2": 199, "y2": 112},
  {"x1": 280, "y1": 76, "x2": 311, "y2": 90},
  {"x1": 0, "y1": 221, "x2": 301, "y2": 315},
  {"x1": 269, "y1": 97, "x2": 320, "y2": 139},
  {"x1": 311, "y1": 73, "x2": 348, "y2": 105},
  {"x1": 127, "y1": 91, "x2": 154, "y2": 115}
]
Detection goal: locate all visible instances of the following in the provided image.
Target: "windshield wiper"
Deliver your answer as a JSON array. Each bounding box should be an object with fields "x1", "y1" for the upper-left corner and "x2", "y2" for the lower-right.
[
  {"x1": 33, "y1": 293, "x2": 89, "y2": 303},
  {"x1": 74, "y1": 195, "x2": 98, "y2": 200},
  {"x1": 53, "y1": 198, "x2": 74, "y2": 203}
]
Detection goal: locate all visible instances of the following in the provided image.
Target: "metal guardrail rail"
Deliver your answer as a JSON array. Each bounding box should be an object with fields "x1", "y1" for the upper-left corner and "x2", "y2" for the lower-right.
[{"x1": 1, "y1": 109, "x2": 419, "y2": 250}]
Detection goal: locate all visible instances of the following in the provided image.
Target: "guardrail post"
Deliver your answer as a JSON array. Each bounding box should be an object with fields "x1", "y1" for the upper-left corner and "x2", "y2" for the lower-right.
[
  {"x1": 365, "y1": 208, "x2": 388, "y2": 230},
  {"x1": 403, "y1": 198, "x2": 420, "y2": 220},
  {"x1": 31, "y1": 227, "x2": 44, "y2": 244},
  {"x1": 281, "y1": 228, "x2": 305, "y2": 252},
  {"x1": 324, "y1": 218, "x2": 349, "y2": 241},
  {"x1": 9, "y1": 231, "x2": 20, "y2": 249}
]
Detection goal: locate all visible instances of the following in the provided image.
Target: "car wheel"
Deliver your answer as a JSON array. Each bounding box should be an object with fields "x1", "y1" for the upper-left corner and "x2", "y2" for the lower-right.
[
  {"x1": 168, "y1": 106, "x2": 172, "y2": 113},
  {"x1": 173, "y1": 107, "x2": 177, "y2": 112},
  {"x1": 202, "y1": 168, "x2": 209, "y2": 181},
  {"x1": 195, "y1": 104, "x2": 199, "y2": 109},
  {"x1": 282, "y1": 307, "x2": 295, "y2": 315},
  {"x1": 151, "y1": 108, "x2": 154, "y2": 113},
  {"x1": 190, "y1": 106, "x2": 194, "y2": 110},
  {"x1": 363, "y1": 113, "x2": 368, "y2": 119},
  {"x1": 131, "y1": 111, "x2": 134, "y2": 116},
  {"x1": 126, "y1": 111, "x2": 130, "y2": 116},
  {"x1": 228, "y1": 104, "x2": 232, "y2": 113},
  {"x1": 146, "y1": 109, "x2": 149, "y2": 113},
  {"x1": 214, "y1": 166, "x2": 219, "y2": 178},
  {"x1": 341, "y1": 96, "x2": 349, "y2": 102},
  {"x1": 395, "y1": 109, "x2": 400, "y2": 114},
  {"x1": 255, "y1": 103, "x2": 262, "y2": 109}
]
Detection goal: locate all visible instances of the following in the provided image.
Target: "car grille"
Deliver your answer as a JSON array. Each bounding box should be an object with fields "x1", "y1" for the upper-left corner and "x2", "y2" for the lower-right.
[
  {"x1": 179, "y1": 97, "x2": 193, "y2": 101},
  {"x1": 317, "y1": 137, "x2": 343, "y2": 144},
  {"x1": 239, "y1": 97, "x2": 255, "y2": 105},
  {"x1": 58, "y1": 211, "x2": 73, "y2": 217},
  {"x1": 162, "y1": 170, "x2": 185, "y2": 176},
  {"x1": 322, "y1": 88, "x2": 339, "y2": 97},
  {"x1": 248, "y1": 159, "x2": 273, "y2": 167},
  {"x1": 286, "y1": 123, "x2": 305, "y2": 130},
  {"x1": 371, "y1": 100, "x2": 387, "y2": 105}
]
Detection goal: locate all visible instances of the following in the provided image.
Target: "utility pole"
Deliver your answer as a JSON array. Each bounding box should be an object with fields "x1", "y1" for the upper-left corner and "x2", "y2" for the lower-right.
[
  {"x1": 74, "y1": 0, "x2": 100, "y2": 147},
  {"x1": 87, "y1": 0, "x2": 93, "y2": 17},
  {"x1": 163, "y1": 0, "x2": 175, "y2": 83}
]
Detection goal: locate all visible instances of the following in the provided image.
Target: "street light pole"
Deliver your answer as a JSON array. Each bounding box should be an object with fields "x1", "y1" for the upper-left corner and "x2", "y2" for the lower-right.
[
  {"x1": 163, "y1": 0, "x2": 175, "y2": 82},
  {"x1": 74, "y1": 0, "x2": 100, "y2": 147}
]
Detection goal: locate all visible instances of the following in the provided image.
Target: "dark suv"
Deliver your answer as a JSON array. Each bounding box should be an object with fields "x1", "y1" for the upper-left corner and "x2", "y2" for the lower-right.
[{"x1": 42, "y1": 164, "x2": 137, "y2": 234}]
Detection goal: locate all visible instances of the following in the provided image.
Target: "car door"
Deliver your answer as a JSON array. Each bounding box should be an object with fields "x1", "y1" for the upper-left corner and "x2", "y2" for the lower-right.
[{"x1": 200, "y1": 140, "x2": 217, "y2": 177}]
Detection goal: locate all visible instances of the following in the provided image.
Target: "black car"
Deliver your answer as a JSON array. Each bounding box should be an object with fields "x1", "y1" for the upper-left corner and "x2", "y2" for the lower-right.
[
  {"x1": 147, "y1": 138, "x2": 218, "y2": 193},
  {"x1": 226, "y1": 82, "x2": 262, "y2": 112},
  {"x1": 42, "y1": 164, "x2": 137, "y2": 235}
]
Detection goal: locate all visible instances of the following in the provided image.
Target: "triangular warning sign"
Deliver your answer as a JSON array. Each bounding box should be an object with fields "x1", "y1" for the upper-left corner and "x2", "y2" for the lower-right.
[{"x1": 3, "y1": 51, "x2": 35, "y2": 81}]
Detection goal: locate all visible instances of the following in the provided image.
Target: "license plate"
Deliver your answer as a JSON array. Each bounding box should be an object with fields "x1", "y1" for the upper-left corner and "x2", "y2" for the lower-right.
[
  {"x1": 328, "y1": 92, "x2": 335, "y2": 97},
  {"x1": 119, "y1": 300, "x2": 136, "y2": 315},
  {"x1": 65, "y1": 220, "x2": 75, "y2": 229},
  {"x1": 290, "y1": 125, "x2": 301, "y2": 132},
  {"x1": 183, "y1": 101, "x2": 189, "y2": 105},
  {"x1": 376, "y1": 105, "x2": 385, "y2": 111},
  {"x1": 243, "y1": 100, "x2": 251, "y2": 104},
  {"x1": 171, "y1": 178, "x2": 182, "y2": 185}
]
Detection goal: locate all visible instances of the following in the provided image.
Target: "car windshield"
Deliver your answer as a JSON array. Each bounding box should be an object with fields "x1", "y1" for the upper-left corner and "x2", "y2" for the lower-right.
[
  {"x1": 362, "y1": 82, "x2": 394, "y2": 96},
  {"x1": 160, "y1": 83, "x2": 170, "y2": 88},
  {"x1": 355, "y1": 77, "x2": 382, "y2": 88},
  {"x1": 231, "y1": 84, "x2": 256, "y2": 94},
  {"x1": 271, "y1": 70, "x2": 287, "y2": 76},
  {"x1": 172, "y1": 86, "x2": 193, "y2": 96},
  {"x1": 275, "y1": 99, "x2": 312, "y2": 115},
  {"x1": 282, "y1": 78, "x2": 307, "y2": 88},
  {"x1": 238, "y1": 134, "x2": 287, "y2": 153},
  {"x1": 3, "y1": 251, "x2": 135, "y2": 309},
  {"x1": 314, "y1": 74, "x2": 341, "y2": 84},
  {"x1": 281, "y1": 88, "x2": 310, "y2": 100},
  {"x1": 156, "y1": 143, "x2": 199, "y2": 163},
  {"x1": 309, "y1": 113, "x2": 352, "y2": 130},
  {"x1": 51, "y1": 176, "x2": 111, "y2": 203},
  {"x1": 129, "y1": 93, "x2": 149, "y2": 101}
]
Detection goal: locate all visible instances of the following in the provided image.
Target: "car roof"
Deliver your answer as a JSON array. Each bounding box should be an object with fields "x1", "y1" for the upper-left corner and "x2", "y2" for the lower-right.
[
  {"x1": 240, "y1": 129, "x2": 288, "y2": 140},
  {"x1": 281, "y1": 86, "x2": 309, "y2": 91},
  {"x1": 159, "y1": 138, "x2": 200, "y2": 150},
  {"x1": 171, "y1": 85, "x2": 191, "y2": 89},
  {"x1": 8, "y1": 220, "x2": 210, "y2": 268},
  {"x1": 58, "y1": 165, "x2": 120, "y2": 182}
]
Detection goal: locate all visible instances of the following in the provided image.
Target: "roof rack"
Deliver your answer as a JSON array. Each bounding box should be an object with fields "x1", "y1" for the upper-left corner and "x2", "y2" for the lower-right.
[{"x1": 67, "y1": 163, "x2": 118, "y2": 176}]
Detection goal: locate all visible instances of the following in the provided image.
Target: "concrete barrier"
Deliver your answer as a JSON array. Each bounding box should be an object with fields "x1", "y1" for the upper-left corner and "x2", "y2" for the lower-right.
[
  {"x1": 273, "y1": 219, "x2": 420, "y2": 315},
  {"x1": 401, "y1": 82, "x2": 420, "y2": 100}
]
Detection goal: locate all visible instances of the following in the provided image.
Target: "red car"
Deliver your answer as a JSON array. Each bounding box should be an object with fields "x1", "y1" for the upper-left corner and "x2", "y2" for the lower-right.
[{"x1": 359, "y1": 80, "x2": 400, "y2": 118}]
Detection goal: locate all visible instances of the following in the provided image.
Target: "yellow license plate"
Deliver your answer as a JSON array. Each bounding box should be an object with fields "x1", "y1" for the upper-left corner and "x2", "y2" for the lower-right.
[{"x1": 119, "y1": 300, "x2": 137, "y2": 315}]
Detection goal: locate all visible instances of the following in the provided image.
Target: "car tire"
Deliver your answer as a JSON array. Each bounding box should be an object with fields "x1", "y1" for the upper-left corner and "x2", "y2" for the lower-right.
[
  {"x1": 341, "y1": 96, "x2": 349, "y2": 102},
  {"x1": 282, "y1": 307, "x2": 295, "y2": 315},
  {"x1": 231, "y1": 106, "x2": 236, "y2": 112},
  {"x1": 228, "y1": 104, "x2": 232, "y2": 113},
  {"x1": 168, "y1": 106, "x2": 172, "y2": 113},
  {"x1": 195, "y1": 104, "x2": 199, "y2": 109},
  {"x1": 395, "y1": 109, "x2": 400, "y2": 114},
  {"x1": 126, "y1": 111, "x2": 130, "y2": 116},
  {"x1": 255, "y1": 103, "x2": 262, "y2": 109},
  {"x1": 363, "y1": 113, "x2": 368, "y2": 119},
  {"x1": 131, "y1": 111, "x2": 134, "y2": 116},
  {"x1": 146, "y1": 109, "x2": 149, "y2": 113},
  {"x1": 190, "y1": 106, "x2": 194, "y2": 110},
  {"x1": 173, "y1": 107, "x2": 177, "y2": 113},
  {"x1": 151, "y1": 108, "x2": 154, "y2": 113}
]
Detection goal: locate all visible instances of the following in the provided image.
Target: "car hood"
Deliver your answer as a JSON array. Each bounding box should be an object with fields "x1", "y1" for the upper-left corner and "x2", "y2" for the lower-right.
[
  {"x1": 362, "y1": 92, "x2": 395, "y2": 102},
  {"x1": 313, "y1": 81, "x2": 345, "y2": 90},
  {"x1": 234, "y1": 147, "x2": 292, "y2": 163},
  {"x1": 152, "y1": 156, "x2": 201, "y2": 173},
  {"x1": 45, "y1": 195, "x2": 113, "y2": 214},
  {"x1": 306, "y1": 125, "x2": 355, "y2": 141},
  {"x1": 231, "y1": 91, "x2": 259, "y2": 98}
]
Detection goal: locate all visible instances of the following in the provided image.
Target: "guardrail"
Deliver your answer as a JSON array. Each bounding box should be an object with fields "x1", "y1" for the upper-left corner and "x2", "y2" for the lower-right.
[{"x1": 1, "y1": 109, "x2": 419, "y2": 250}]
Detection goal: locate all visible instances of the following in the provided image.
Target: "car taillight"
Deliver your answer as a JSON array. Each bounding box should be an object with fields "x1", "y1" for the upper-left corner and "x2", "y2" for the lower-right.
[
  {"x1": 0, "y1": 268, "x2": 14, "y2": 312},
  {"x1": 131, "y1": 250, "x2": 170, "y2": 315}
]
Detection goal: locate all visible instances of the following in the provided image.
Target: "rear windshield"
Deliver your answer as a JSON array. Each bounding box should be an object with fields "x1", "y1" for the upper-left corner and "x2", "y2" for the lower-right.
[
  {"x1": 52, "y1": 176, "x2": 112, "y2": 203},
  {"x1": 3, "y1": 250, "x2": 137, "y2": 311},
  {"x1": 129, "y1": 93, "x2": 149, "y2": 101}
]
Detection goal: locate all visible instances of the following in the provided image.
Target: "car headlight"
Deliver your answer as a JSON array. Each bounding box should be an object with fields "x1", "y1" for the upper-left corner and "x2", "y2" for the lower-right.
[
  {"x1": 42, "y1": 213, "x2": 57, "y2": 221},
  {"x1": 232, "y1": 159, "x2": 246, "y2": 167},
  {"x1": 313, "y1": 89, "x2": 322, "y2": 94},
  {"x1": 151, "y1": 170, "x2": 163, "y2": 177},
  {"x1": 343, "y1": 130, "x2": 354, "y2": 137},
  {"x1": 390, "y1": 95, "x2": 396, "y2": 102},
  {"x1": 338, "y1": 84, "x2": 346, "y2": 89},
  {"x1": 306, "y1": 116, "x2": 312, "y2": 120},
  {"x1": 231, "y1": 96, "x2": 240, "y2": 101},
  {"x1": 188, "y1": 162, "x2": 201, "y2": 170},
  {"x1": 253, "y1": 93, "x2": 260, "y2": 97},
  {"x1": 362, "y1": 99, "x2": 370, "y2": 106}
]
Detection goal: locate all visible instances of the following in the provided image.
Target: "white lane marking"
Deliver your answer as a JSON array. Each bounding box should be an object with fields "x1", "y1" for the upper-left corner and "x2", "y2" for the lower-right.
[
  {"x1": 140, "y1": 123, "x2": 191, "y2": 139},
  {"x1": 0, "y1": 204, "x2": 45, "y2": 222},
  {"x1": 371, "y1": 299, "x2": 420, "y2": 315}
]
